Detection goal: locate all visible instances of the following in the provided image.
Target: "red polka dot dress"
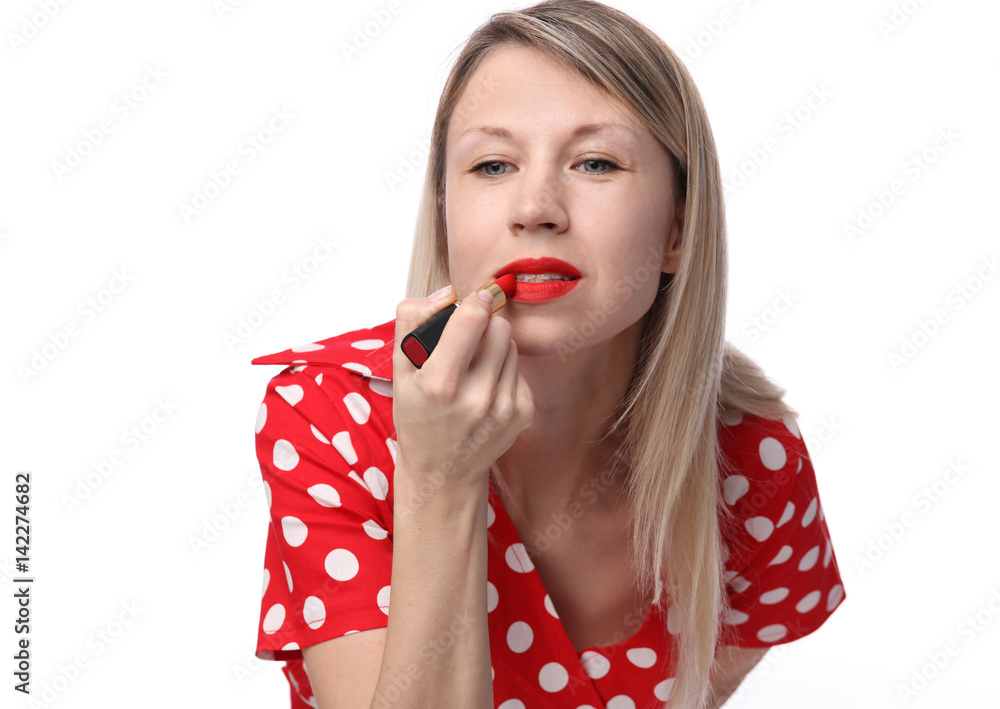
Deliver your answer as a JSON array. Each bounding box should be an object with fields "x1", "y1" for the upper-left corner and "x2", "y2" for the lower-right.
[{"x1": 251, "y1": 320, "x2": 846, "y2": 708}]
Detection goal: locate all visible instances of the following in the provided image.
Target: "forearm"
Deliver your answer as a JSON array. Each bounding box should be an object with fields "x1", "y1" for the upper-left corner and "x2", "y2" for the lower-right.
[{"x1": 370, "y1": 471, "x2": 493, "y2": 709}]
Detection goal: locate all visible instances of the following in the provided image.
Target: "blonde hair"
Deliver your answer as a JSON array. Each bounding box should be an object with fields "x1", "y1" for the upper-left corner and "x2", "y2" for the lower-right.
[{"x1": 404, "y1": 1, "x2": 797, "y2": 706}]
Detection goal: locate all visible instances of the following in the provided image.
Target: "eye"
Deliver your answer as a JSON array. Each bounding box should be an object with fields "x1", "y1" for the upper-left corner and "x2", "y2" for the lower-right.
[
  {"x1": 470, "y1": 160, "x2": 511, "y2": 179},
  {"x1": 577, "y1": 158, "x2": 620, "y2": 174}
]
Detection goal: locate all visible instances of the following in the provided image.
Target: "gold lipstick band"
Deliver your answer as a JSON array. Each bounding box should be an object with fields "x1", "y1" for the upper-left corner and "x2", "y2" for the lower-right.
[{"x1": 456, "y1": 280, "x2": 509, "y2": 315}]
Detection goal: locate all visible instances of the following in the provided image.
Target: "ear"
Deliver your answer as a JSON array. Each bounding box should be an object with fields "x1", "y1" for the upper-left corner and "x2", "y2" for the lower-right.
[{"x1": 661, "y1": 199, "x2": 684, "y2": 274}]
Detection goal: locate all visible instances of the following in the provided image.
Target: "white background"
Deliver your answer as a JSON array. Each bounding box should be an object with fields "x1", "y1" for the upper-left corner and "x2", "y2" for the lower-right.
[{"x1": 2, "y1": 0, "x2": 998, "y2": 707}]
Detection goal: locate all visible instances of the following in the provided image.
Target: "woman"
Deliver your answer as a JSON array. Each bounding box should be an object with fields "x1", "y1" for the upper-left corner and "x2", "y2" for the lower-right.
[{"x1": 251, "y1": 2, "x2": 846, "y2": 707}]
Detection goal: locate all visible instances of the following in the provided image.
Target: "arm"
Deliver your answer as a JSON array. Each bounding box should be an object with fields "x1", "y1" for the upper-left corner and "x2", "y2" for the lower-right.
[
  {"x1": 302, "y1": 474, "x2": 492, "y2": 709},
  {"x1": 706, "y1": 645, "x2": 769, "y2": 709}
]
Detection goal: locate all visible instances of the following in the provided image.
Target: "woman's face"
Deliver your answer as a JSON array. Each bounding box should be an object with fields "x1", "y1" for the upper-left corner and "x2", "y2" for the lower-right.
[{"x1": 443, "y1": 44, "x2": 683, "y2": 360}]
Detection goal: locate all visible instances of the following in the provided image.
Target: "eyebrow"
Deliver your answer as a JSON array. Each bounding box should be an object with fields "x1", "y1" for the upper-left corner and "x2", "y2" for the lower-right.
[{"x1": 458, "y1": 122, "x2": 638, "y2": 142}]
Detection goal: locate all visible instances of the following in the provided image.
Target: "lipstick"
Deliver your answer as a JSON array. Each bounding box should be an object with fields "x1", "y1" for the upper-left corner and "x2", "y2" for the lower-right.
[{"x1": 402, "y1": 274, "x2": 517, "y2": 368}]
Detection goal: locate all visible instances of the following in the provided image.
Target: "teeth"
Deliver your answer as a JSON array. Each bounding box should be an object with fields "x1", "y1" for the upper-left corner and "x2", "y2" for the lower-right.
[{"x1": 514, "y1": 273, "x2": 572, "y2": 282}]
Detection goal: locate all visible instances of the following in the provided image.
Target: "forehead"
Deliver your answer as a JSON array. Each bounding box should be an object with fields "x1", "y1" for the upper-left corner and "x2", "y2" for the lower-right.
[{"x1": 448, "y1": 44, "x2": 643, "y2": 142}]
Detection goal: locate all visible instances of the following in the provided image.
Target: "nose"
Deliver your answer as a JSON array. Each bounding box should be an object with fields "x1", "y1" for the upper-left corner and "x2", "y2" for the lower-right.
[{"x1": 507, "y1": 163, "x2": 569, "y2": 236}]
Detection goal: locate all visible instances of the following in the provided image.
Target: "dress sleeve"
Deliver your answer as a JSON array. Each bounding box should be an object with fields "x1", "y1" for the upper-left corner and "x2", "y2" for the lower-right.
[
  {"x1": 716, "y1": 413, "x2": 846, "y2": 648},
  {"x1": 253, "y1": 365, "x2": 396, "y2": 662}
]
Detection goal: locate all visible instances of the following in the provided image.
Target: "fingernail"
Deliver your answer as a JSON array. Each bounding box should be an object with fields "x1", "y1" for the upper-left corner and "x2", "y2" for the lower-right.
[
  {"x1": 429, "y1": 285, "x2": 453, "y2": 301},
  {"x1": 477, "y1": 290, "x2": 493, "y2": 303}
]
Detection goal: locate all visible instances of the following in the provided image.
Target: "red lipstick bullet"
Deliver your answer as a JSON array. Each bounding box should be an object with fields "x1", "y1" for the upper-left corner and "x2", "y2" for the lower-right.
[{"x1": 402, "y1": 274, "x2": 516, "y2": 368}]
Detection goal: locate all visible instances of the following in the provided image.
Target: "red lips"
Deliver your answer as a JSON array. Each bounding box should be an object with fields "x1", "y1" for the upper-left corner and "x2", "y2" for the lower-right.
[{"x1": 494, "y1": 257, "x2": 581, "y2": 279}]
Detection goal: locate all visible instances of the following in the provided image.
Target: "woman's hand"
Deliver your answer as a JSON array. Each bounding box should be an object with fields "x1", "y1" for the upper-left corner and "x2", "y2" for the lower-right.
[{"x1": 392, "y1": 284, "x2": 534, "y2": 499}]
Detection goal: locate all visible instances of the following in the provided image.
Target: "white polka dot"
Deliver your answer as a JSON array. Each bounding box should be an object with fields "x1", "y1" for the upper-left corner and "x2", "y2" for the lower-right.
[
  {"x1": 343, "y1": 362, "x2": 372, "y2": 377},
  {"x1": 723, "y1": 475, "x2": 750, "y2": 505},
  {"x1": 263, "y1": 481, "x2": 271, "y2": 509},
  {"x1": 801, "y1": 498, "x2": 818, "y2": 527},
  {"x1": 777, "y1": 501, "x2": 795, "y2": 528},
  {"x1": 262, "y1": 603, "x2": 285, "y2": 634},
  {"x1": 289, "y1": 362, "x2": 306, "y2": 374},
  {"x1": 654, "y1": 678, "x2": 675, "y2": 701},
  {"x1": 292, "y1": 343, "x2": 325, "y2": 352},
  {"x1": 798, "y1": 545, "x2": 820, "y2": 571},
  {"x1": 487, "y1": 503, "x2": 496, "y2": 528},
  {"x1": 486, "y1": 582, "x2": 499, "y2": 612},
  {"x1": 369, "y1": 378, "x2": 393, "y2": 398},
  {"x1": 728, "y1": 575, "x2": 751, "y2": 593},
  {"x1": 281, "y1": 516, "x2": 308, "y2": 547},
  {"x1": 796, "y1": 591, "x2": 821, "y2": 613},
  {"x1": 606, "y1": 696, "x2": 635, "y2": 709},
  {"x1": 351, "y1": 338, "x2": 384, "y2": 350},
  {"x1": 543, "y1": 594, "x2": 559, "y2": 618},
  {"x1": 255, "y1": 403, "x2": 267, "y2": 433},
  {"x1": 272, "y1": 440, "x2": 299, "y2": 471},
  {"x1": 363, "y1": 467, "x2": 389, "y2": 500},
  {"x1": 315, "y1": 373, "x2": 323, "y2": 386},
  {"x1": 377, "y1": 585, "x2": 391, "y2": 615},
  {"x1": 307, "y1": 484, "x2": 341, "y2": 508},
  {"x1": 721, "y1": 411, "x2": 743, "y2": 426},
  {"x1": 538, "y1": 662, "x2": 568, "y2": 692},
  {"x1": 823, "y1": 539, "x2": 833, "y2": 568},
  {"x1": 724, "y1": 609, "x2": 749, "y2": 625},
  {"x1": 769, "y1": 545, "x2": 793, "y2": 566},
  {"x1": 261, "y1": 568, "x2": 269, "y2": 597},
  {"x1": 580, "y1": 650, "x2": 610, "y2": 679},
  {"x1": 343, "y1": 392, "x2": 371, "y2": 424},
  {"x1": 759, "y1": 437, "x2": 787, "y2": 470},
  {"x1": 325, "y1": 549, "x2": 359, "y2": 581},
  {"x1": 759, "y1": 587, "x2": 789, "y2": 605},
  {"x1": 283, "y1": 561, "x2": 293, "y2": 592},
  {"x1": 310, "y1": 424, "x2": 329, "y2": 444},
  {"x1": 827, "y1": 584, "x2": 844, "y2": 611},
  {"x1": 782, "y1": 414, "x2": 801, "y2": 438},
  {"x1": 385, "y1": 437, "x2": 397, "y2": 462},
  {"x1": 491, "y1": 666, "x2": 494, "y2": 682},
  {"x1": 505, "y1": 543, "x2": 535, "y2": 573},
  {"x1": 797, "y1": 456, "x2": 803, "y2": 473},
  {"x1": 757, "y1": 624, "x2": 788, "y2": 642},
  {"x1": 507, "y1": 621, "x2": 533, "y2": 653},
  {"x1": 363, "y1": 519, "x2": 388, "y2": 540},
  {"x1": 276, "y1": 384, "x2": 304, "y2": 407},
  {"x1": 745, "y1": 516, "x2": 774, "y2": 542},
  {"x1": 332, "y1": 431, "x2": 358, "y2": 465},
  {"x1": 721, "y1": 542, "x2": 730, "y2": 564},
  {"x1": 281, "y1": 642, "x2": 299, "y2": 650},
  {"x1": 497, "y1": 701, "x2": 525, "y2": 709},
  {"x1": 626, "y1": 647, "x2": 657, "y2": 668},
  {"x1": 303, "y1": 596, "x2": 326, "y2": 629}
]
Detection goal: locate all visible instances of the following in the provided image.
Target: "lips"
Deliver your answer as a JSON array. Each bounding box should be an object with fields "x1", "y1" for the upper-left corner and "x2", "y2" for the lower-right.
[{"x1": 494, "y1": 257, "x2": 581, "y2": 280}]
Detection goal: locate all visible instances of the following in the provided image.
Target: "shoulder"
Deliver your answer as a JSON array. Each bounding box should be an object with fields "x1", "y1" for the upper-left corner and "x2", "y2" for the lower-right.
[{"x1": 251, "y1": 318, "x2": 399, "y2": 449}]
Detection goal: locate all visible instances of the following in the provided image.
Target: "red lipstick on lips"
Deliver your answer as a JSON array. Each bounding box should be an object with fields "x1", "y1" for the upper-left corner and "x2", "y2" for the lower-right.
[
  {"x1": 494, "y1": 257, "x2": 582, "y2": 303},
  {"x1": 401, "y1": 274, "x2": 517, "y2": 368}
]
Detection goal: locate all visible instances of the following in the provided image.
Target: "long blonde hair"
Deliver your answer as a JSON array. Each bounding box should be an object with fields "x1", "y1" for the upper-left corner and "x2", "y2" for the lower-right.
[{"x1": 404, "y1": 1, "x2": 797, "y2": 706}]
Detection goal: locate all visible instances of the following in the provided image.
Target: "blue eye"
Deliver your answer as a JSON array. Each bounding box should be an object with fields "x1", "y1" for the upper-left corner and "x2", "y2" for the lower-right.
[
  {"x1": 469, "y1": 158, "x2": 621, "y2": 180},
  {"x1": 471, "y1": 160, "x2": 510, "y2": 179}
]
